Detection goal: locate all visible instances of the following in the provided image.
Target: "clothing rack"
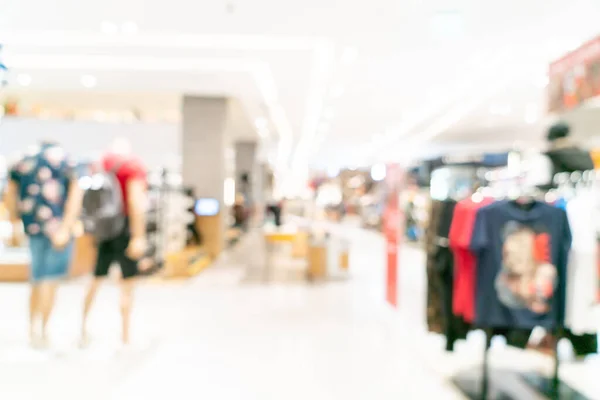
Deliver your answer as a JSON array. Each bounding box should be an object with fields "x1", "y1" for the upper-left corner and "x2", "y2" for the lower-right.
[
  {"x1": 140, "y1": 168, "x2": 167, "y2": 275},
  {"x1": 451, "y1": 170, "x2": 591, "y2": 400},
  {"x1": 519, "y1": 170, "x2": 598, "y2": 399},
  {"x1": 142, "y1": 167, "x2": 188, "y2": 275}
]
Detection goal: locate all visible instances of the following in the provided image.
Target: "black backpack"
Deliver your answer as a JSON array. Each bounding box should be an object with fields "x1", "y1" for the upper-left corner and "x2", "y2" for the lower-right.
[{"x1": 81, "y1": 163, "x2": 126, "y2": 241}]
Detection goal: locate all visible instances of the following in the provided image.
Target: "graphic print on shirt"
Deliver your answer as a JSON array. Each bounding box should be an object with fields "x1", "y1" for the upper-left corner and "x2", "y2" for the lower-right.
[{"x1": 496, "y1": 221, "x2": 557, "y2": 314}]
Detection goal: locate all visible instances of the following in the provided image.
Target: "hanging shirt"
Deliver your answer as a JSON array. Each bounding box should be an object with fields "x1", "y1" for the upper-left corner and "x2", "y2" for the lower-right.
[
  {"x1": 9, "y1": 142, "x2": 77, "y2": 237},
  {"x1": 425, "y1": 200, "x2": 445, "y2": 334},
  {"x1": 554, "y1": 197, "x2": 568, "y2": 210},
  {"x1": 470, "y1": 200, "x2": 571, "y2": 329},
  {"x1": 449, "y1": 197, "x2": 493, "y2": 323},
  {"x1": 564, "y1": 191, "x2": 600, "y2": 334}
]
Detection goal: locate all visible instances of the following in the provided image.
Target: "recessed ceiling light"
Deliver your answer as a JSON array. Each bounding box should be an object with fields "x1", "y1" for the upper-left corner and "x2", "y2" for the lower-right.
[
  {"x1": 373, "y1": 134, "x2": 385, "y2": 143},
  {"x1": 525, "y1": 114, "x2": 538, "y2": 124},
  {"x1": 489, "y1": 104, "x2": 511, "y2": 116},
  {"x1": 327, "y1": 166, "x2": 340, "y2": 178},
  {"x1": 385, "y1": 128, "x2": 396, "y2": 138},
  {"x1": 255, "y1": 117, "x2": 268, "y2": 130},
  {"x1": 524, "y1": 104, "x2": 540, "y2": 124},
  {"x1": 17, "y1": 73, "x2": 32, "y2": 86},
  {"x1": 341, "y1": 47, "x2": 359, "y2": 65},
  {"x1": 371, "y1": 164, "x2": 386, "y2": 181},
  {"x1": 429, "y1": 10, "x2": 464, "y2": 40},
  {"x1": 101, "y1": 21, "x2": 118, "y2": 34},
  {"x1": 257, "y1": 125, "x2": 269, "y2": 138},
  {"x1": 122, "y1": 21, "x2": 138, "y2": 35},
  {"x1": 535, "y1": 75, "x2": 549, "y2": 88},
  {"x1": 331, "y1": 85, "x2": 345, "y2": 98},
  {"x1": 317, "y1": 122, "x2": 330, "y2": 133},
  {"x1": 81, "y1": 74, "x2": 97, "y2": 88}
]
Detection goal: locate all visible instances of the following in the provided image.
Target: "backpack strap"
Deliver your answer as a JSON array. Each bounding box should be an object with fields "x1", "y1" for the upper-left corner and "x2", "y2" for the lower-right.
[{"x1": 109, "y1": 159, "x2": 126, "y2": 174}]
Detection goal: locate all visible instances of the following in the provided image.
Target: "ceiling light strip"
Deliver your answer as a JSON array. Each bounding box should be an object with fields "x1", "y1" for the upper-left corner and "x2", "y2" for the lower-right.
[
  {"x1": 0, "y1": 31, "x2": 319, "y2": 51},
  {"x1": 250, "y1": 65, "x2": 294, "y2": 170},
  {"x1": 372, "y1": 48, "x2": 515, "y2": 153},
  {"x1": 7, "y1": 54, "x2": 255, "y2": 72},
  {"x1": 291, "y1": 40, "x2": 336, "y2": 170},
  {"x1": 390, "y1": 69, "x2": 526, "y2": 163},
  {"x1": 7, "y1": 52, "x2": 296, "y2": 170}
]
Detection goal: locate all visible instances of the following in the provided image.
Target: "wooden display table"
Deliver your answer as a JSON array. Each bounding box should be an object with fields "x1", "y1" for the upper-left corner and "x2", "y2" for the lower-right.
[
  {"x1": 291, "y1": 231, "x2": 309, "y2": 259},
  {"x1": 163, "y1": 247, "x2": 211, "y2": 279},
  {"x1": 196, "y1": 214, "x2": 223, "y2": 259},
  {"x1": 0, "y1": 234, "x2": 97, "y2": 282},
  {"x1": 263, "y1": 230, "x2": 298, "y2": 282},
  {"x1": 0, "y1": 262, "x2": 29, "y2": 282},
  {"x1": 70, "y1": 234, "x2": 97, "y2": 278},
  {"x1": 264, "y1": 232, "x2": 297, "y2": 243},
  {"x1": 307, "y1": 243, "x2": 327, "y2": 281}
]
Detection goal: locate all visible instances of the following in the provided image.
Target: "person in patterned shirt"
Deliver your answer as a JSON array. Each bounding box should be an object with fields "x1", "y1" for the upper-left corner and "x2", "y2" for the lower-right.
[{"x1": 4, "y1": 140, "x2": 82, "y2": 347}]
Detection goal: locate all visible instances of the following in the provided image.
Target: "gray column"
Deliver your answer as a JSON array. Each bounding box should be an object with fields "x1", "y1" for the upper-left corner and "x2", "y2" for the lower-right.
[
  {"x1": 181, "y1": 96, "x2": 228, "y2": 204},
  {"x1": 181, "y1": 96, "x2": 229, "y2": 256},
  {"x1": 234, "y1": 141, "x2": 257, "y2": 204},
  {"x1": 253, "y1": 162, "x2": 270, "y2": 205}
]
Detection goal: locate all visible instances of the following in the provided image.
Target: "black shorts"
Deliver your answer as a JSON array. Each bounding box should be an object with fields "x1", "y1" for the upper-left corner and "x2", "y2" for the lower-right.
[{"x1": 94, "y1": 224, "x2": 138, "y2": 280}]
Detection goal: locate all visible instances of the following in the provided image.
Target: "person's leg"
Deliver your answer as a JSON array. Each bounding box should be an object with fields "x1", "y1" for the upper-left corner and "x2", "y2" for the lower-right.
[
  {"x1": 29, "y1": 285, "x2": 41, "y2": 343},
  {"x1": 118, "y1": 237, "x2": 139, "y2": 345},
  {"x1": 81, "y1": 278, "x2": 102, "y2": 343},
  {"x1": 81, "y1": 240, "x2": 113, "y2": 344},
  {"x1": 39, "y1": 281, "x2": 58, "y2": 343},
  {"x1": 27, "y1": 237, "x2": 45, "y2": 345},
  {"x1": 273, "y1": 206, "x2": 282, "y2": 226},
  {"x1": 120, "y1": 278, "x2": 135, "y2": 345},
  {"x1": 38, "y1": 238, "x2": 73, "y2": 345}
]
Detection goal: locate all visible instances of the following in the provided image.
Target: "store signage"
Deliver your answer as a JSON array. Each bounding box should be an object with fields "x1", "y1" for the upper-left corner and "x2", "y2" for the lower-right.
[
  {"x1": 549, "y1": 36, "x2": 600, "y2": 112},
  {"x1": 441, "y1": 154, "x2": 484, "y2": 165},
  {"x1": 383, "y1": 164, "x2": 404, "y2": 307},
  {"x1": 427, "y1": 152, "x2": 509, "y2": 172}
]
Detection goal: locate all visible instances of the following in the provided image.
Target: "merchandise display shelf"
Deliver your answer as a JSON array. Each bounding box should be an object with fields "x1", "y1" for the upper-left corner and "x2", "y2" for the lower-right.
[
  {"x1": 0, "y1": 234, "x2": 96, "y2": 282},
  {"x1": 0, "y1": 246, "x2": 30, "y2": 281}
]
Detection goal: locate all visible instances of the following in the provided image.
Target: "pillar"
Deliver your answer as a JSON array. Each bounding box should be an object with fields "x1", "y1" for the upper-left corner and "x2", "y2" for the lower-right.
[
  {"x1": 234, "y1": 141, "x2": 257, "y2": 205},
  {"x1": 181, "y1": 96, "x2": 228, "y2": 257}
]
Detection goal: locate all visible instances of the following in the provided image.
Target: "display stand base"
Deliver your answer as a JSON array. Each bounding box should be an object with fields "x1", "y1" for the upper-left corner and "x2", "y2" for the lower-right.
[
  {"x1": 521, "y1": 373, "x2": 590, "y2": 400},
  {"x1": 453, "y1": 367, "x2": 545, "y2": 400}
]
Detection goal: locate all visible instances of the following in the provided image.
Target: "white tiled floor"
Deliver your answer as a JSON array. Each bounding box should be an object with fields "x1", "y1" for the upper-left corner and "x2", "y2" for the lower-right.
[{"x1": 0, "y1": 227, "x2": 598, "y2": 399}]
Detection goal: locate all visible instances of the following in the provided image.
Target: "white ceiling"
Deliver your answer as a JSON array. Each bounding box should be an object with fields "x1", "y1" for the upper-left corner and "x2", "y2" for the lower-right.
[{"x1": 2, "y1": 0, "x2": 600, "y2": 172}]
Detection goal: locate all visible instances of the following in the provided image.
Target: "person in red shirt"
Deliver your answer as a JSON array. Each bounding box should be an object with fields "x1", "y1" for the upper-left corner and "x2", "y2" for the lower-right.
[{"x1": 81, "y1": 138, "x2": 148, "y2": 346}]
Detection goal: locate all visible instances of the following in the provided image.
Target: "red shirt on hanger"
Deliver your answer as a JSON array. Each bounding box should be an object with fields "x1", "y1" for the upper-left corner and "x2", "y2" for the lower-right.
[{"x1": 449, "y1": 197, "x2": 493, "y2": 323}]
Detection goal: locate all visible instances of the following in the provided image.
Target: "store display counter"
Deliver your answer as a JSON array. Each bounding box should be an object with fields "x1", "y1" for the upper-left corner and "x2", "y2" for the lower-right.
[
  {"x1": 0, "y1": 234, "x2": 97, "y2": 282},
  {"x1": 0, "y1": 247, "x2": 29, "y2": 281},
  {"x1": 163, "y1": 247, "x2": 211, "y2": 279}
]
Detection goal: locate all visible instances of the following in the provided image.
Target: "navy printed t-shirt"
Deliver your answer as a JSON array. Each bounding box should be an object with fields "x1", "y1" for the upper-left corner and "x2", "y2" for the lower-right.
[
  {"x1": 470, "y1": 200, "x2": 571, "y2": 329},
  {"x1": 9, "y1": 142, "x2": 77, "y2": 238}
]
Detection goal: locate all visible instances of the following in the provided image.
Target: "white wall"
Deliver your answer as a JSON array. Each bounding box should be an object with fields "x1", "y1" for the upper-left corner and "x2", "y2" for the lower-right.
[{"x1": 0, "y1": 117, "x2": 180, "y2": 168}]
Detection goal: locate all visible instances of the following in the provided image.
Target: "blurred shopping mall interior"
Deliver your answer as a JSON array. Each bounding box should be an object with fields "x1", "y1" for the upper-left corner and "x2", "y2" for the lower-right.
[{"x1": 2, "y1": 0, "x2": 600, "y2": 399}]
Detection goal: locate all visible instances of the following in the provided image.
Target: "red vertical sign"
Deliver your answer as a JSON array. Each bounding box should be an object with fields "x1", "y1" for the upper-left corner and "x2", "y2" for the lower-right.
[{"x1": 384, "y1": 164, "x2": 403, "y2": 307}]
